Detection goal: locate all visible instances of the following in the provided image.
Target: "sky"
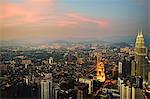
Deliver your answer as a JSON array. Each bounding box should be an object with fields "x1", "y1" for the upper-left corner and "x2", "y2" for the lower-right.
[{"x1": 0, "y1": 0, "x2": 149, "y2": 43}]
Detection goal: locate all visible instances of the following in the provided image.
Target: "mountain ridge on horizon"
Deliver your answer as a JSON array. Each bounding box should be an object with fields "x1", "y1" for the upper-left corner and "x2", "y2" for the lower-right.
[{"x1": 1, "y1": 34, "x2": 149, "y2": 47}]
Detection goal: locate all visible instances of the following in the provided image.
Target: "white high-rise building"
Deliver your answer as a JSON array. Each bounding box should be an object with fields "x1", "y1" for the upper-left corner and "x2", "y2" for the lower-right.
[
  {"x1": 120, "y1": 84, "x2": 132, "y2": 99},
  {"x1": 25, "y1": 64, "x2": 28, "y2": 68},
  {"x1": 41, "y1": 73, "x2": 53, "y2": 99},
  {"x1": 41, "y1": 80, "x2": 50, "y2": 99},
  {"x1": 118, "y1": 77, "x2": 123, "y2": 92},
  {"x1": 25, "y1": 76, "x2": 29, "y2": 85},
  {"x1": 118, "y1": 62, "x2": 123, "y2": 74},
  {"x1": 120, "y1": 84, "x2": 143, "y2": 99},
  {"x1": 79, "y1": 78, "x2": 93, "y2": 94},
  {"x1": 52, "y1": 87, "x2": 59, "y2": 99},
  {"x1": 49, "y1": 57, "x2": 53, "y2": 64}
]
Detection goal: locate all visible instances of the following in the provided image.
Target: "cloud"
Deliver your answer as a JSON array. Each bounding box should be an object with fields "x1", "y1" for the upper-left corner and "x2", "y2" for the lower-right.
[
  {"x1": 67, "y1": 13, "x2": 109, "y2": 27},
  {"x1": 1, "y1": 3, "x2": 41, "y2": 27},
  {"x1": 1, "y1": 1, "x2": 109, "y2": 29},
  {"x1": 55, "y1": 20, "x2": 78, "y2": 27},
  {"x1": 55, "y1": 13, "x2": 109, "y2": 28},
  {"x1": 25, "y1": 0, "x2": 54, "y2": 11},
  {"x1": 1, "y1": 0, "x2": 55, "y2": 27}
]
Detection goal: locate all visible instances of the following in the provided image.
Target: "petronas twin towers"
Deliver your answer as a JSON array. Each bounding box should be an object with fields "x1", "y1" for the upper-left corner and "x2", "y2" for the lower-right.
[{"x1": 134, "y1": 30, "x2": 147, "y2": 79}]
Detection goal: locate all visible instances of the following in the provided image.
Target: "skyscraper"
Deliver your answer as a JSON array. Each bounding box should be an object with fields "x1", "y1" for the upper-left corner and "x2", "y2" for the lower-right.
[
  {"x1": 41, "y1": 73, "x2": 53, "y2": 99},
  {"x1": 134, "y1": 30, "x2": 147, "y2": 79},
  {"x1": 96, "y1": 55, "x2": 106, "y2": 82},
  {"x1": 96, "y1": 62, "x2": 106, "y2": 82}
]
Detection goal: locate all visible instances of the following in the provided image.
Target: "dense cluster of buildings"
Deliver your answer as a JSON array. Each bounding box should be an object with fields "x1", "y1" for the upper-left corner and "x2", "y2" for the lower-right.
[
  {"x1": 0, "y1": 31, "x2": 150, "y2": 99},
  {"x1": 118, "y1": 31, "x2": 150, "y2": 99}
]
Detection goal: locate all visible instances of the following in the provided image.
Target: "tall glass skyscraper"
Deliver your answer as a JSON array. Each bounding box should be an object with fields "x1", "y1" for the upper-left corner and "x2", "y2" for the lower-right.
[{"x1": 135, "y1": 31, "x2": 147, "y2": 79}]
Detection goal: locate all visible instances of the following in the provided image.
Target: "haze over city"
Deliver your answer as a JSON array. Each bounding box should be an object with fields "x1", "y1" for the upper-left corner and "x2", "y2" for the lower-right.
[
  {"x1": 1, "y1": 0, "x2": 149, "y2": 43},
  {"x1": 0, "y1": 0, "x2": 150, "y2": 99}
]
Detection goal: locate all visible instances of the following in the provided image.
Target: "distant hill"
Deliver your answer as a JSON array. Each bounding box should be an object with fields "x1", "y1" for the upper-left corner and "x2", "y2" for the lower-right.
[
  {"x1": 1, "y1": 35, "x2": 149, "y2": 48},
  {"x1": 112, "y1": 42, "x2": 131, "y2": 48}
]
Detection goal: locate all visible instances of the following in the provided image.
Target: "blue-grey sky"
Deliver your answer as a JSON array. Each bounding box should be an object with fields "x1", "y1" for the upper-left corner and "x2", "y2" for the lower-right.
[{"x1": 1, "y1": 0, "x2": 149, "y2": 42}]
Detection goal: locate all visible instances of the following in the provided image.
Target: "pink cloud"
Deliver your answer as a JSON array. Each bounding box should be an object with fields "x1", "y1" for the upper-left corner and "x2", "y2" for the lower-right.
[
  {"x1": 56, "y1": 20, "x2": 78, "y2": 27},
  {"x1": 1, "y1": 0, "x2": 55, "y2": 27},
  {"x1": 25, "y1": 0, "x2": 54, "y2": 11},
  {"x1": 55, "y1": 13, "x2": 109, "y2": 28},
  {"x1": 0, "y1": 3, "x2": 23, "y2": 19},
  {"x1": 1, "y1": 1, "x2": 109, "y2": 28},
  {"x1": 1, "y1": 3, "x2": 43, "y2": 27},
  {"x1": 66, "y1": 13, "x2": 109, "y2": 27}
]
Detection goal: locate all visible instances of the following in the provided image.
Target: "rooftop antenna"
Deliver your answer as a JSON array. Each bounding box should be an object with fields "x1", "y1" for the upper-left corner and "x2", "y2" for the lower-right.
[
  {"x1": 138, "y1": 28, "x2": 140, "y2": 36},
  {"x1": 140, "y1": 28, "x2": 143, "y2": 36}
]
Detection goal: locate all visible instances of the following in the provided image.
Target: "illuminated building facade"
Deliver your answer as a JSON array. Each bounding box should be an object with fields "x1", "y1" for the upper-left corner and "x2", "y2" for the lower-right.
[
  {"x1": 96, "y1": 56, "x2": 106, "y2": 82},
  {"x1": 134, "y1": 31, "x2": 147, "y2": 79}
]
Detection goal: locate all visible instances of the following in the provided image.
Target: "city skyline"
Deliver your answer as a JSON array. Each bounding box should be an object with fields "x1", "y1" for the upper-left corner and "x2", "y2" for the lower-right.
[
  {"x1": 1, "y1": 0, "x2": 149, "y2": 42},
  {"x1": 1, "y1": 1, "x2": 150, "y2": 98}
]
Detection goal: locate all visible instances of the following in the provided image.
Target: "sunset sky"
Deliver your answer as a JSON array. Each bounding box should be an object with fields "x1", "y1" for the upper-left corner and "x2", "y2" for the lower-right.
[{"x1": 1, "y1": 0, "x2": 149, "y2": 42}]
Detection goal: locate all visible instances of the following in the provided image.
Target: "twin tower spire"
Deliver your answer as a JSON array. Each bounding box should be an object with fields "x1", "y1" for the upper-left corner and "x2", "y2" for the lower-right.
[
  {"x1": 137, "y1": 28, "x2": 143, "y2": 37},
  {"x1": 135, "y1": 29, "x2": 145, "y2": 48},
  {"x1": 134, "y1": 28, "x2": 147, "y2": 78}
]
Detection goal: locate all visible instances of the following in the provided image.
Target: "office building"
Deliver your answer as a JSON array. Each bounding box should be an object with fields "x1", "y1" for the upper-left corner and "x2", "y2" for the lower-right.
[
  {"x1": 134, "y1": 31, "x2": 147, "y2": 79},
  {"x1": 41, "y1": 73, "x2": 53, "y2": 99},
  {"x1": 79, "y1": 78, "x2": 93, "y2": 94},
  {"x1": 77, "y1": 83, "x2": 88, "y2": 99},
  {"x1": 120, "y1": 84, "x2": 143, "y2": 99}
]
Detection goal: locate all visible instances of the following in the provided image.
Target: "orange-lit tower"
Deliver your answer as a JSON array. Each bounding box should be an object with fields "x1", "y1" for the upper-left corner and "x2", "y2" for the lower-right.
[{"x1": 96, "y1": 55, "x2": 106, "y2": 82}]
